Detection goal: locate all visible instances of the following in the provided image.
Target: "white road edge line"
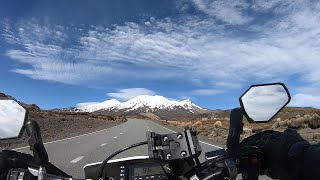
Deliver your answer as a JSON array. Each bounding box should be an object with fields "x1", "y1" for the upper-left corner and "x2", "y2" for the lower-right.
[
  {"x1": 70, "y1": 156, "x2": 84, "y2": 163},
  {"x1": 199, "y1": 141, "x2": 223, "y2": 149},
  {"x1": 12, "y1": 123, "x2": 125, "y2": 150},
  {"x1": 114, "y1": 136, "x2": 118, "y2": 139},
  {"x1": 155, "y1": 121, "x2": 223, "y2": 149},
  {"x1": 100, "y1": 143, "x2": 107, "y2": 147},
  {"x1": 13, "y1": 119, "x2": 223, "y2": 151},
  {"x1": 120, "y1": 133, "x2": 123, "y2": 135}
]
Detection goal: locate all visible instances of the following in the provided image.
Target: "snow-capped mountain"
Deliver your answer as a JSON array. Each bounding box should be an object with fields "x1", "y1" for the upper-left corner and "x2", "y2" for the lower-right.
[
  {"x1": 78, "y1": 99, "x2": 121, "y2": 112},
  {"x1": 76, "y1": 95, "x2": 204, "y2": 114}
]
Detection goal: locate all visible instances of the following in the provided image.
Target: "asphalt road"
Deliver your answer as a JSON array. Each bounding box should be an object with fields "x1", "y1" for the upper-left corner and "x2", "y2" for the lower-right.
[{"x1": 14, "y1": 119, "x2": 270, "y2": 180}]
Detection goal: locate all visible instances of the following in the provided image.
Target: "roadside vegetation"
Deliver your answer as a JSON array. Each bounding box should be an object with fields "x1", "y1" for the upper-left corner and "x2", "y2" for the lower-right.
[
  {"x1": 159, "y1": 107, "x2": 320, "y2": 144},
  {"x1": 0, "y1": 93, "x2": 127, "y2": 148}
]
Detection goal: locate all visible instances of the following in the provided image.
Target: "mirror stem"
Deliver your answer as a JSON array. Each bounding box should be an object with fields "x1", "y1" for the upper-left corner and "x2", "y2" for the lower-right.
[
  {"x1": 25, "y1": 120, "x2": 49, "y2": 166},
  {"x1": 227, "y1": 107, "x2": 244, "y2": 152}
]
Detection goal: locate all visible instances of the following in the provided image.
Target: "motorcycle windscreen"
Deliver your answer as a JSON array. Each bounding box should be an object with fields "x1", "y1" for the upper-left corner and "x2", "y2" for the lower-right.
[
  {"x1": 240, "y1": 83, "x2": 291, "y2": 123},
  {"x1": 0, "y1": 99, "x2": 27, "y2": 139}
]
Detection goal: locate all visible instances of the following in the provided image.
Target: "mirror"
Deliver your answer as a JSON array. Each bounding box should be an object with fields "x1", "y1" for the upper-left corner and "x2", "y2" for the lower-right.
[
  {"x1": 0, "y1": 99, "x2": 27, "y2": 139},
  {"x1": 240, "y1": 83, "x2": 291, "y2": 123}
]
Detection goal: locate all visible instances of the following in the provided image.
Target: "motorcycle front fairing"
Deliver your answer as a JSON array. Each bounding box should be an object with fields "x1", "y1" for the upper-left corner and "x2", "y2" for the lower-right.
[{"x1": 83, "y1": 156, "x2": 171, "y2": 180}]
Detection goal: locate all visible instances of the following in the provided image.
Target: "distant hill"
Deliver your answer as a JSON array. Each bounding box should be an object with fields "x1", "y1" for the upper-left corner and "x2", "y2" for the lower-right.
[
  {"x1": 0, "y1": 92, "x2": 126, "y2": 148},
  {"x1": 72, "y1": 95, "x2": 210, "y2": 120},
  {"x1": 68, "y1": 95, "x2": 320, "y2": 122}
]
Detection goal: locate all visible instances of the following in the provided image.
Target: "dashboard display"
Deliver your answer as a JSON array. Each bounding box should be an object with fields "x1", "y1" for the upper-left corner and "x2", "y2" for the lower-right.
[{"x1": 134, "y1": 166, "x2": 163, "y2": 176}]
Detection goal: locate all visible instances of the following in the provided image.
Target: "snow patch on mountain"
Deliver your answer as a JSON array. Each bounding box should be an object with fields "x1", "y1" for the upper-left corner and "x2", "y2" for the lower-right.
[
  {"x1": 77, "y1": 95, "x2": 203, "y2": 113},
  {"x1": 78, "y1": 99, "x2": 121, "y2": 112}
]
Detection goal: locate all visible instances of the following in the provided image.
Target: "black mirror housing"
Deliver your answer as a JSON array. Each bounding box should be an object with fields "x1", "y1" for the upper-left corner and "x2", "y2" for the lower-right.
[{"x1": 239, "y1": 83, "x2": 291, "y2": 123}]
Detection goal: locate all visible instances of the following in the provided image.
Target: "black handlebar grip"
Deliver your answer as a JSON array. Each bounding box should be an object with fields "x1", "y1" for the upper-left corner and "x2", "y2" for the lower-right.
[
  {"x1": 227, "y1": 107, "x2": 244, "y2": 152},
  {"x1": 25, "y1": 121, "x2": 48, "y2": 165}
]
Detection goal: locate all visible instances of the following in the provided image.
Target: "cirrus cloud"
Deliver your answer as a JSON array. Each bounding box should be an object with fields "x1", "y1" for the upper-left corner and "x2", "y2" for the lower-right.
[
  {"x1": 107, "y1": 88, "x2": 156, "y2": 101},
  {"x1": 290, "y1": 93, "x2": 320, "y2": 108},
  {"x1": 2, "y1": 0, "x2": 320, "y2": 107}
]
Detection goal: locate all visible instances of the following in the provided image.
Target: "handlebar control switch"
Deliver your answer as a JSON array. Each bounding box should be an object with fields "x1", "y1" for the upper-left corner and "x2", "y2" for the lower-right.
[{"x1": 146, "y1": 127, "x2": 201, "y2": 161}]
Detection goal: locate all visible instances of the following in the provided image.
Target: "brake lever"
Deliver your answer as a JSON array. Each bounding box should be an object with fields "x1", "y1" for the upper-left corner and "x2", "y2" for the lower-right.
[
  {"x1": 203, "y1": 147, "x2": 263, "y2": 180},
  {"x1": 237, "y1": 146, "x2": 264, "y2": 180}
]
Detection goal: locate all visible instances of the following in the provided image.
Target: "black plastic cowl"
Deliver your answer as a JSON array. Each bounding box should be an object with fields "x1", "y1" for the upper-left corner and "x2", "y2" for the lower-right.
[
  {"x1": 227, "y1": 107, "x2": 244, "y2": 152},
  {"x1": 25, "y1": 121, "x2": 48, "y2": 166}
]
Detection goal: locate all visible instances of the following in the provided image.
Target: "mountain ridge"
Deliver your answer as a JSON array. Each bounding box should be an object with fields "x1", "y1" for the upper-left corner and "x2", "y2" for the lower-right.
[
  {"x1": 71, "y1": 95, "x2": 212, "y2": 120},
  {"x1": 76, "y1": 95, "x2": 205, "y2": 113}
]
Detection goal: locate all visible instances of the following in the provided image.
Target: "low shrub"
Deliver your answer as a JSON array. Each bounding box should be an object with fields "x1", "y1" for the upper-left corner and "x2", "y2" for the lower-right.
[{"x1": 308, "y1": 114, "x2": 320, "y2": 129}]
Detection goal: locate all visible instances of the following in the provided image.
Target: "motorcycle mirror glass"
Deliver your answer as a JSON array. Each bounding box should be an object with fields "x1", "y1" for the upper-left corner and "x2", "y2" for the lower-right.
[
  {"x1": 0, "y1": 99, "x2": 27, "y2": 139},
  {"x1": 240, "y1": 83, "x2": 291, "y2": 123}
]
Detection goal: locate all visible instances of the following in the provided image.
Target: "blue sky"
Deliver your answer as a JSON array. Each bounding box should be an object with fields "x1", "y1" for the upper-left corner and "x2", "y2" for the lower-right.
[{"x1": 1, "y1": 0, "x2": 320, "y2": 110}]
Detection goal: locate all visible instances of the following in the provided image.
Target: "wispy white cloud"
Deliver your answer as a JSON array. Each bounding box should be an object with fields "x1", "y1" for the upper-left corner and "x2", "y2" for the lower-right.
[
  {"x1": 290, "y1": 93, "x2": 320, "y2": 108},
  {"x1": 107, "y1": 88, "x2": 156, "y2": 100},
  {"x1": 2, "y1": 0, "x2": 320, "y2": 107},
  {"x1": 191, "y1": 89, "x2": 223, "y2": 96},
  {"x1": 251, "y1": 0, "x2": 282, "y2": 12},
  {"x1": 296, "y1": 86, "x2": 320, "y2": 96},
  {"x1": 191, "y1": 0, "x2": 252, "y2": 25}
]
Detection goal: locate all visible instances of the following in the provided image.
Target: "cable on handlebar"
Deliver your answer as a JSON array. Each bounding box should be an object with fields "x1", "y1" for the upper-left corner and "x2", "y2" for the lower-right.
[
  {"x1": 184, "y1": 153, "x2": 234, "y2": 177},
  {"x1": 97, "y1": 141, "x2": 148, "y2": 179},
  {"x1": 183, "y1": 146, "x2": 262, "y2": 178}
]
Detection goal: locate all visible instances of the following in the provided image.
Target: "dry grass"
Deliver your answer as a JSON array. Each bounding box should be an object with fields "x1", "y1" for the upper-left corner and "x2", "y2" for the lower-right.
[
  {"x1": 213, "y1": 121, "x2": 222, "y2": 128},
  {"x1": 164, "y1": 115, "x2": 320, "y2": 144},
  {"x1": 139, "y1": 113, "x2": 161, "y2": 120},
  {"x1": 0, "y1": 107, "x2": 127, "y2": 148}
]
